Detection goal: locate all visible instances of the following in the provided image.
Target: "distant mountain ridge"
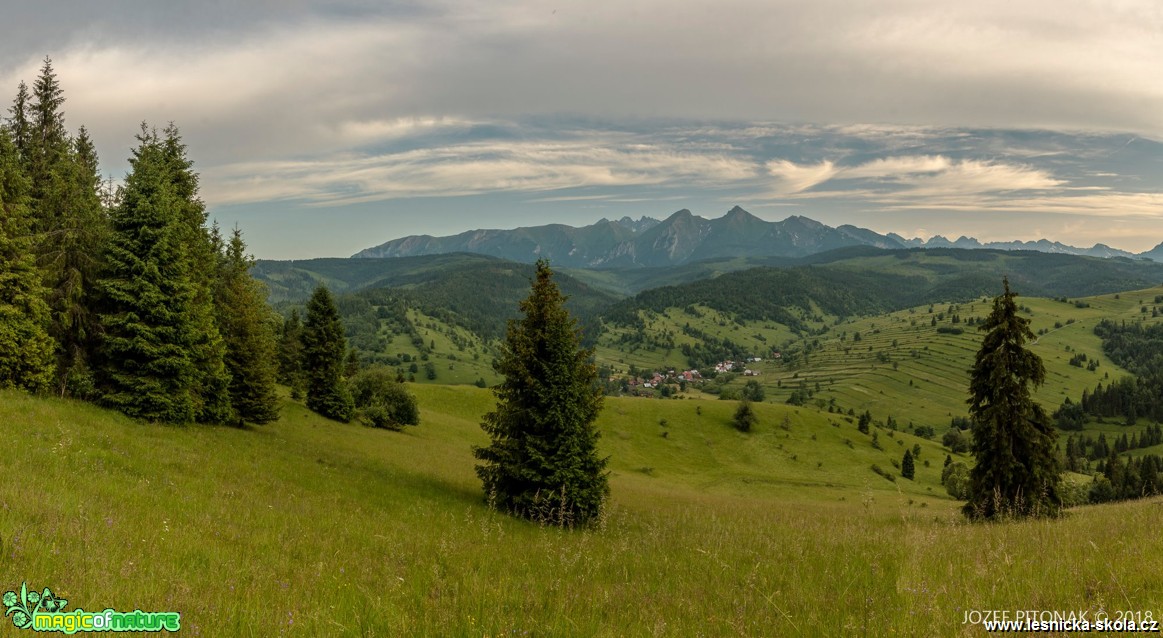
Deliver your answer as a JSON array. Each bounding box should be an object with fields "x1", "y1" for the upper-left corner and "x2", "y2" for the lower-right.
[{"x1": 353, "y1": 207, "x2": 1163, "y2": 266}]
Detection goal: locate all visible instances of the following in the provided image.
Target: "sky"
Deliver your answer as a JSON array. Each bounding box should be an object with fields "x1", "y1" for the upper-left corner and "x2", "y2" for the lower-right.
[{"x1": 2, "y1": 0, "x2": 1162, "y2": 259}]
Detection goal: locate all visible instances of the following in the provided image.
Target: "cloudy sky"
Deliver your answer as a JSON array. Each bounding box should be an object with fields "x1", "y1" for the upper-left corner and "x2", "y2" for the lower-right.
[{"x1": 3, "y1": 0, "x2": 1162, "y2": 258}]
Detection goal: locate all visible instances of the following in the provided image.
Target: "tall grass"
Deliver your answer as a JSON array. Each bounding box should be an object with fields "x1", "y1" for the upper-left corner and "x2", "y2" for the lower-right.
[{"x1": 1, "y1": 387, "x2": 1159, "y2": 635}]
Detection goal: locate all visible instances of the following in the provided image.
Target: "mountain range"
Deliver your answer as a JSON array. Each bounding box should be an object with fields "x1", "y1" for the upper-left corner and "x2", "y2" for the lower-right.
[{"x1": 353, "y1": 207, "x2": 1163, "y2": 267}]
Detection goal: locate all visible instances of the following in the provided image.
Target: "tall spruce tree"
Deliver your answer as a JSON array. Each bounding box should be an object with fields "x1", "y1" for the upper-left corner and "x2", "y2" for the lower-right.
[
  {"x1": 27, "y1": 58, "x2": 68, "y2": 194},
  {"x1": 965, "y1": 278, "x2": 1062, "y2": 519},
  {"x1": 215, "y1": 227, "x2": 280, "y2": 425},
  {"x1": 302, "y1": 285, "x2": 354, "y2": 422},
  {"x1": 0, "y1": 127, "x2": 55, "y2": 391},
  {"x1": 7, "y1": 81, "x2": 31, "y2": 163},
  {"x1": 159, "y1": 124, "x2": 231, "y2": 422},
  {"x1": 277, "y1": 308, "x2": 306, "y2": 397},
  {"x1": 20, "y1": 59, "x2": 109, "y2": 396},
  {"x1": 95, "y1": 128, "x2": 200, "y2": 422},
  {"x1": 473, "y1": 260, "x2": 608, "y2": 526}
]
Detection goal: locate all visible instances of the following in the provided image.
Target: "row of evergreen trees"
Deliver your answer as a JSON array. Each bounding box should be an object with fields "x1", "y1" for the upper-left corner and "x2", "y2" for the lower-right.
[{"x1": 0, "y1": 58, "x2": 279, "y2": 425}]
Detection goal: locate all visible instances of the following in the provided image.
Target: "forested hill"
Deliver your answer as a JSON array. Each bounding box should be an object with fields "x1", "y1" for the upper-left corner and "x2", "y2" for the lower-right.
[
  {"x1": 264, "y1": 256, "x2": 619, "y2": 363},
  {"x1": 252, "y1": 253, "x2": 523, "y2": 303},
  {"x1": 603, "y1": 249, "x2": 1163, "y2": 330}
]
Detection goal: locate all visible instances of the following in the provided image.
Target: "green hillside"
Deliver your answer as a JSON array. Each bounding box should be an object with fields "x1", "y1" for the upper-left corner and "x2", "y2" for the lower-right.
[
  {"x1": 4, "y1": 386, "x2": 1161, "y2": 635},
  {"x1": 596, "y1": 286, "x2": 1163, "y2": 427}
]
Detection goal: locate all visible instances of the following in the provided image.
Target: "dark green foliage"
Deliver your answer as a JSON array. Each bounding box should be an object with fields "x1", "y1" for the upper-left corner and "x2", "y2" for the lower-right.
[
  {"x1": 1052, "y1": 398, "x2": 1087, "y2": 430},
  {"x1": 964, "y1": 279, "x2": 1061, "y2": 520},
  {"x1": 1079, "y1": 320, "x2": 1163, "y2": 421},
  {"x1": 901, "y1": 449, "x2": 915, "y2": 480},
  {"x1": 350, "y1": 365, "x2": 420, "y2": 430},
  {"x1": 17, "y1": 59, "x2": 109, "y2": 396},
  {"x1": 95, "y1": 129, "x2": 202, "y2": 423},
  {"x1": 7, "y1": 82, "x2": 31, "y2": 160},
  {"x1": 253, "y1": 254, "x2": 617, "y2": 347},
  {"x1": 741, "y1": 379, "x2": 765, "y2": 402},
  {"x1": 303, "y1": 285, "x2": 354, "y2": 422},
  {"x1": 159, "y1": 125, "x2": 231, "y2": 422},
  {"x1": 474, "y1": 260, "x2": 608, "y2": 526},
  {"x1": 857, "y1": 410, "x2": 871, "y2": 434},
  {"x1": 0, "y1": 128, "x2": 55, "y2": 391},
  {"x1": 277, "y1": 309, "x2": 305, "y2": 395},
  {"x1": 942, "y1": 428, "x2": 971, "y2": 453},
  {"x1": 733, "y1": 399, "x2": 757, "y2": 433},
  {"x1": 215, "y1": 228, "x2": 280, "y2": 425}
]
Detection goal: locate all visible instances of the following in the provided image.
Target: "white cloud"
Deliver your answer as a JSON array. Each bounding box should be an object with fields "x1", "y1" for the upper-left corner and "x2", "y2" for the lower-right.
[
  {"x1": 766, "y1": 160, "x2": 838, "y2": 195},
  {"x1": 766, "y1": 155, "x2": 1061, "y2": 197},
  {"x1": 202, "y1": 139, "x2": 759, "y2": 206}
]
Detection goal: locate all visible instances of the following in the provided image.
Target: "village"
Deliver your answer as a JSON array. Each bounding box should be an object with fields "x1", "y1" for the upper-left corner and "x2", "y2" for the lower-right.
[{"x1": 613, "y1": 355, "x2": 777, "y2": 397}]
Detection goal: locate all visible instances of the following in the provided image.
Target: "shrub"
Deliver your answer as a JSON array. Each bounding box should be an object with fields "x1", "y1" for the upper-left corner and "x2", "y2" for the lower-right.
[
  {"x1": 350, "y1": 366, "x2": 420, "y2": 430},
  {"x1": 942, "y1": 428, "x2": 971, "y2": 454},
  {"x1": 941, "y1": 462, "x2": 970, "y2": 499}
]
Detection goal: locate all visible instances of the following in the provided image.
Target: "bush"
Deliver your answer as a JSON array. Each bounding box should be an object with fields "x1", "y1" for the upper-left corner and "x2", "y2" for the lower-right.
[
  {"x1": 350, "y1": 366, "x2": 420, "y2": 430},
  {"x1": 942, "y1": 428, "x2": 971, "y2": 454},
  {"x1": 941, "y1": 462, "x2": 970, "y2": 499},
  {"x1": 870, "y1": 464, "x2": 896, "y2": 482}
]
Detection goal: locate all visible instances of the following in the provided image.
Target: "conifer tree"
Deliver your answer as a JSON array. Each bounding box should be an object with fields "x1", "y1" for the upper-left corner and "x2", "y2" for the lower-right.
[
  {"x1": 27, "y1": 58, "x2": 68, "y2": 193},
  {"x1": 95, "y1": 128, "x2": 200, "y2": 422},
  {"x1": 7, "y1": 81, "x2": 30, "y2": 162},
  {"x1": 965, "y1": 278, "x2": 1062, "y2": 519},
  {"x1": 159, "y1": 124, "x2": 231, "y2": 422},
  {"x1": 302, "y1": 285, "x2": 354, "y2": 421},
  {"x1": 277, "y1": 308, "x2": 305, "y2": 397},
  {"x1": 474, "y1": 260, "x2": 608, "y2": 526},
  {"x1": 0, "y1": 128, "x2": 55, "y2": 391},
  {"x1": 215, "y1": 227, "x2": 280, "y2": 425},
  {"x1": 37, "y1": 131, "x2": 108, "y2": 396},
  {"x1": 18, "y1": 59, "x2": 109, "y2": 396},
  {"x1": 733, "y1": 399, "x2": 757, "y2": 432},
  {"x1": 901, "y1": 448, "x2": 915, "y2": 480}
]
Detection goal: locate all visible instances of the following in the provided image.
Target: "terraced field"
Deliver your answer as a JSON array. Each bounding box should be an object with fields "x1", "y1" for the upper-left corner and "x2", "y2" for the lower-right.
[{"x1": 595, "y1": 287, "x2": 1163, "y2": 429}]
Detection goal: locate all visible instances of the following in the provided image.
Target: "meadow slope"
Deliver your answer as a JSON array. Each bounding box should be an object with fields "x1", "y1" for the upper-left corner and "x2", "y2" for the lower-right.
[{"x1": 2, "y1": 386, "x2": 1161, "y2": 635}]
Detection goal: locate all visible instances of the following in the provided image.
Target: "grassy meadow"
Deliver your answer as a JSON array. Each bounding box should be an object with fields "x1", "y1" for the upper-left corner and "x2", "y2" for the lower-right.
[
  {"x1": 596, "y1": 287, "x2": 1163, "y2": 427},
  {"x1": 3, "y1": 383, "x2": 1161, "y2": 636}
]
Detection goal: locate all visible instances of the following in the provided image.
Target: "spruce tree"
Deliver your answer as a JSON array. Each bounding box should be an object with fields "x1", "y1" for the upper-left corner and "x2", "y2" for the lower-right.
[
  {"x1": 159, "y1": 124, "x2": 231, "y2": 422},
  {"x1": 17, "y1": 59, "x2": 109, "y2": 396},
  {"x1": 302, "y1": 285, "x2": 353, "y2": 422},
  {"x1": 7, "y1": 82, "x2": 31, "y2": 164},
  {"x1": 27, "y1": 58, "x2": 68, "y2": 193},
  {"x1": 901, "y1": 448, "x2": 915, "y2": 480},
  {"x1": 0, "y1": 127, "x2": 55, "y2": 391},
  {"x1": 965, "y1": 278, "x2": 1062, "y2": 519},
  {"x1": 37, "y1": 130, "x2": 109, "y2": 396},
  {"x1": 474, "y1": 260, "x2": 608, "y2": 526},
  {"x1": 277, "y1": 308, "x2": 305, "y2": 397},
  {"x1": 215, "y1": 227, "x2": 280, "y2": 425},
  {"x1": 95, "y1": 129, "x2": 199, "y2": 422},
  {"x1": 733, "y1": 399, "x2": 757, "y2": 432}
]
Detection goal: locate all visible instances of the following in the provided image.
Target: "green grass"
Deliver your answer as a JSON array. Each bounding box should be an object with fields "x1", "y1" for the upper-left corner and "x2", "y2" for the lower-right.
[
  {"x1": 598, "y1": 287, "x2": 1163, "y2": 429},
  {"x1": 3, "y1": 385, "x2": 1161, "y2": 635}
]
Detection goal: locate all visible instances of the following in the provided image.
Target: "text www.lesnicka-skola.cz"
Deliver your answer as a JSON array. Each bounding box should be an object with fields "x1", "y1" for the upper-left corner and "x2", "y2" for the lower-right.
[{"x1": 965, "y1": 610, "x2": 1159, "y2": 633}]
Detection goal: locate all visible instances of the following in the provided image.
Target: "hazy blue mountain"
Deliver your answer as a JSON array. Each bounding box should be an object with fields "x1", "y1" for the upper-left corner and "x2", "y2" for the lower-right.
[
  {"x1": 354, "y1": 207, "x2": 910, "y2": 267},
  {"x1": 356, "y1": 207, "x2": 1160, "y2": 266}
]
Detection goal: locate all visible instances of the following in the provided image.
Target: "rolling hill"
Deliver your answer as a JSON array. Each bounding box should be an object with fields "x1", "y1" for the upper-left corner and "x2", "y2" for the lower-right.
[{"x1": 4, "y1": 384, "x2": 1160, "y2": 635}]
